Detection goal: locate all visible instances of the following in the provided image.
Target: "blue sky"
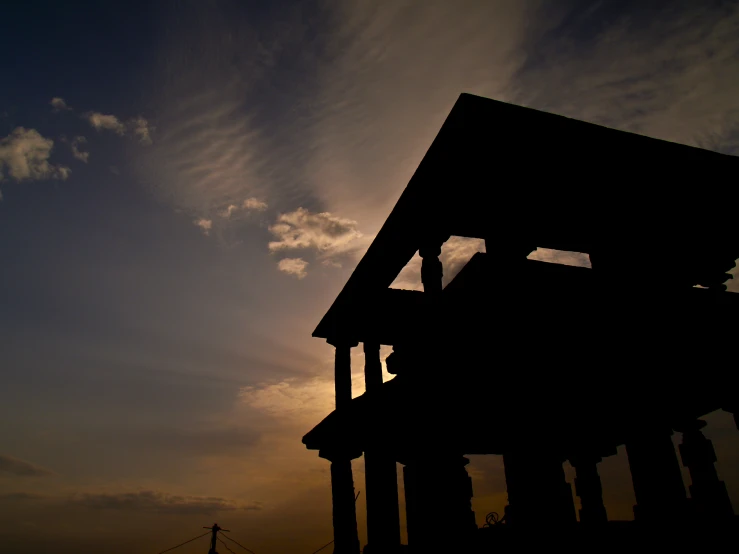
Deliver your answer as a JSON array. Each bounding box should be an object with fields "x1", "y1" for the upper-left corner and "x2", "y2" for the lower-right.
[{"x1": 2, "y1": 1, "x2": 739, "y2": 552}]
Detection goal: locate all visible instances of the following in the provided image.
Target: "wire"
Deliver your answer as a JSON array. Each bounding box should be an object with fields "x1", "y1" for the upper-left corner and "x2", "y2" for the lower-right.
[
  {"x1": 218, "y1": 536, "x2": 238, "y2": 554},
  {"x1": 222, "y1": 533, "x2": 258, "y2": 554},
  {"x1": 308, "y1": 539, "x2": 334, "y2": 554},
  {"x1": 156, "y1": 531, "x2": 211, "y2": 554}
]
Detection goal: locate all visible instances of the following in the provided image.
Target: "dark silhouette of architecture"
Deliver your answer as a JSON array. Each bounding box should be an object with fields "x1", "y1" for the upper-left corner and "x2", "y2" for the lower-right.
[{"x1": 301, "y1": 93, "x2": 739, "y2": 552}]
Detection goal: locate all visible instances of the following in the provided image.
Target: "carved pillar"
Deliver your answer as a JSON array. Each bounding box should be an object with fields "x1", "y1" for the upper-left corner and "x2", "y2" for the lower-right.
[
  {"x1": 570, "y1": 456, "x2": 608, "y2": 524},
  {"x1": 625, "y1": 428, "x2": 687, "y2": 522},
  {"x1": 419, "y1": 243, "x2": 443, "y2": 295},
  {"x1": 333, "y1": 341, "x2": 356, "y2": 410},
  {"x1": 403, "y1": 456, "x2": 476, "y2": 550},
  {"x1": 503, "y1": 450, "x2": 576, "y2": 527},
  {"x1": 326, "y1": 339, "x2": 360, "y2": 554},
  {"x1": 363, "y1": 342, "x2": 383, "y2": 392},
  {"x1": 323, "y1": 453, "x2": 360, "y2": 554},
  {"x1": 675, "y1": 420, "x2": 734, "y2": 521},
  {"x1": 363, "y1": 342, "x2": 401, "y2": 552}
]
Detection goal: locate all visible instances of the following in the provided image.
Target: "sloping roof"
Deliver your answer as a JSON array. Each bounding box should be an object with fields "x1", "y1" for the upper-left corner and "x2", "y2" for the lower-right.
[{"x1": 313, "y1": 93, "x2": 739, "y2": 343}]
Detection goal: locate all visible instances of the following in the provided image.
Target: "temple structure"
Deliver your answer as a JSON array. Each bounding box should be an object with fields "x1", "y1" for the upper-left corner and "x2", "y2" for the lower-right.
[{"x1": 302, "y1": 93, "x2": 738, "y2": 553}]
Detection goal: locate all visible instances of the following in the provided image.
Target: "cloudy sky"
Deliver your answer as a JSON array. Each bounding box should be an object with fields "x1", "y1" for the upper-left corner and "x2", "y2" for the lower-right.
[{"x1": 2, "y1": 1, "x2": 739, "y2": 552}]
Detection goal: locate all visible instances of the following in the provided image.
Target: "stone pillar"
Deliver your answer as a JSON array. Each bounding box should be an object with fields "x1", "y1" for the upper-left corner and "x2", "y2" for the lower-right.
[
  {"x1": 503, "y1": 450, "x2": 576, "y2": 527},
  {"x1": 625, "y1": 428, "x2": 687, "y2": 522},
  {"x1": 403, "y1": 456, "x2": 476, "y2": 550},
  {"x1": 402, "y1": 465, "x2": 419, "y2": 547},
  {"x1": 570, "y1": 456, "x2": 608, "y2": 524},
  {"x1": 363, "y1": 342, "x2": 401, "y2": 552},
  {"x1": 363, "y1": 342, "x2": 383, "y2": 392},
  {"x1": 326, "y1": 339, "x2": 360, "y2": 554},
  {"x1": 333, "y1": 341, "x2": 356, "y2": 410},
  {"x1": 676, "y1": 420, "x2": 734, "y2": 521},
  {"x1": 322, "y1": 452, "x2": 360, "y2": 554},
  {"x1": 419, "y1": 242, "x2": 443, "y2": 295}
]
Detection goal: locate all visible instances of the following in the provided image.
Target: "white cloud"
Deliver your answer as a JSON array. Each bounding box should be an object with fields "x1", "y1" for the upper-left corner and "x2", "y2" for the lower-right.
[
  {"x1": 70, "y1": 136, "x2": 89, "y2": 163},
  {"x1": 85, "y1": 112, "x2": 126, "y2": 135},
  {"x1": 268, "y1": 208, "x2": 363, "y2": 258},
  {"x1": 220, "y1": 197, "x2": 268, "y2": 218},
  {"x1": 50, "y1": 97, "x2": 71, "y2": 112},
  {"x1": 221, "y1": 204, "x2": 239, "y2": 218},
  {"x1": 128, "y1": 115, "x2": 153, "y2": 145},
  {"x1": 194, "y1": 218, "x2": 212, "y2": 235},
  {"x1": 83, "y1": 110, "x2": 154, "y2": 144},
  {"x1": 277, "y1": 257, "x2": 308, "y2": 279},
  {"x1": 243, "y1": 197, "x2": 267, "y2": 211},
  {"x1": 0, "y1": 127, "x2": 70, "y2": 182}
]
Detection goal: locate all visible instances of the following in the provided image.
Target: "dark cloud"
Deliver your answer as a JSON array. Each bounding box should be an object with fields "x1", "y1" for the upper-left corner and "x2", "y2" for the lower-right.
[
  {"x1": 111, "y1": 426, "x2": 262, "y2": 458},
  {"x1": 0, "y1": 455, "x2": 55, "y2": 477},
  {"x1": 70, "y1": 490, "x2": 258, "y2": 515},
  {"x1": 0, "y1": 492, "x2": 47, "y2": 501}
]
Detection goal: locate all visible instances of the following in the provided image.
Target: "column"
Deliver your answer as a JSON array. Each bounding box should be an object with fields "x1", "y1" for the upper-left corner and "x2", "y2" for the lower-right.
[
  {"x1": 419, "y1": 242, "x2": 443, "y2": 295},
  {"x1": 363, "y1": 342, "x2": 401, "y2": 552},
  {"x1": 363, "y1": 342, "x2": 383, "y2": 392},
  {"x1": 333, "y1": 341, "x2": 356, "y2": 410},
  {"x1": 625, "y1": 428, "x2": 687, "y2": 522},
  {"x1": 403, "y1": 456, "x2": 476, "y2": 550},
  {"x1": 402, "y1": 464, "x2": 419, "y2": 547},
  {"x1": 676, "y1": 419, "x2": 734, "y2": 521},
  {"x1": 324, "y1": 453, "x2": 360, "y2": 554},
  {"x1": 325, "y1": 339, "x2": 360, "y2": 554},
  {"x1": 570, "y1": 456, "x2": 608, "y2": 524},
  {"x1": 503, "y1": 450, "x2": 577, "y2": 528}
]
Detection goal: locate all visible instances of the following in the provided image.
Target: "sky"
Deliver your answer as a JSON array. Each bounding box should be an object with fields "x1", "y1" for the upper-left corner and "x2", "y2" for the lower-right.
[{"x1": 1, "y1": 1, "x2": 739, "y2": 552}]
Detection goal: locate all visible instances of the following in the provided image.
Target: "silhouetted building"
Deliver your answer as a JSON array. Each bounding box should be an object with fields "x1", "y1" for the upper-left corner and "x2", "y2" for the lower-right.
[{"x1": 302, "y1": 93, "x2": 738, "y2": 553}]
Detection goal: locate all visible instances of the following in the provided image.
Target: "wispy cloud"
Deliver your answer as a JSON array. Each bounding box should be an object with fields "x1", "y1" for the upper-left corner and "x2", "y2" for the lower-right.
[
  {"x1": 276, "y1": 257, "x2": 309, "y2": 279},
  {"x1": 510, "y1": 2, "x2": 739, "y2": 155},
  {"x1": 0, "y1": 128, "x2": 70, "y2": 182},
  {"x1": 240, "y1": 377, "x2": 336, "y2": 422},
  {"x1": 0, "y1": 454, "x2": 55, "y2": 477},
  {"x1": 137, "y1": 1, "x2": 739, "y2": 271},
  {"x1": 220, "y1": 197, "x2": 269, "y2": 219}
]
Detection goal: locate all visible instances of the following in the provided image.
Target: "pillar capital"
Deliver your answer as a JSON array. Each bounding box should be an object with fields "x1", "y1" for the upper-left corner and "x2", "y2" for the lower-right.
[
  {"x1": 674, "y1": 419, "x2": 707, "y2": 434},
  {"x1": 327, "y1": 338, "x2": 359, "y2": 348},
  {"x1": 320, "y1": 448, "x2": 363, "y2": 462}
]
